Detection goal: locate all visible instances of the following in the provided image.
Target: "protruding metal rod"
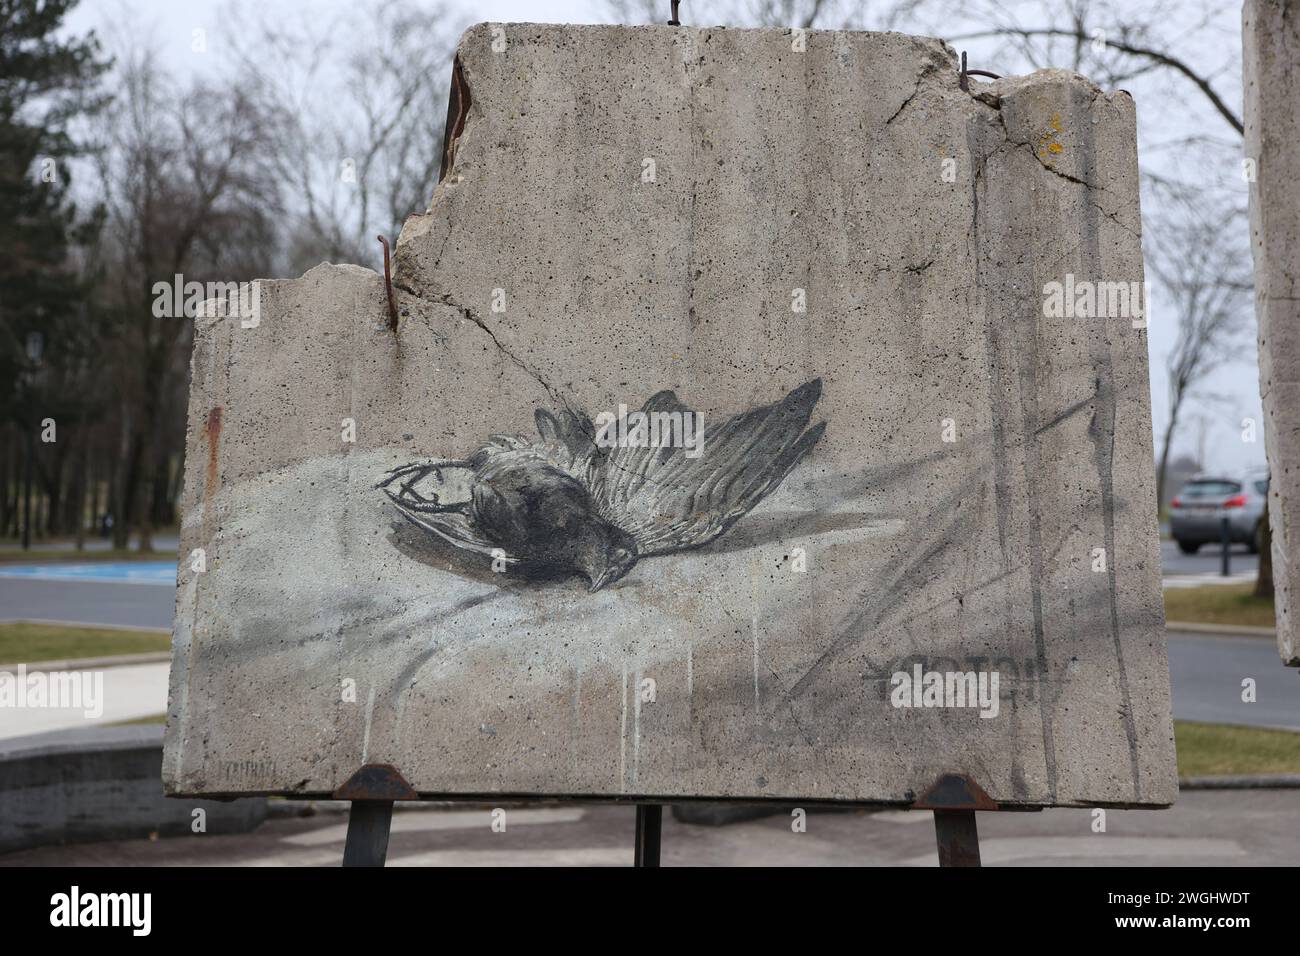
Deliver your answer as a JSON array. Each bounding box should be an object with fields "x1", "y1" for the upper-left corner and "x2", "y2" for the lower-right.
[
  {"x1": 343, "y1": 800, "x2": 395, "y2": 867},
  {"x1": 668, "y1": 1, "x2": 681, "y2": 26},
  {"x1": 378, "y1": 235, "x2": 398, "y2": 333},
  {"x1": 959, "y1": 50, "x2": 1001, "y2": 91},
  {"x1": 634, "y1": 804, "x2": 663, "y2": 867},
  {"x1": 933, "y1": 809, "x2": 981, "y2": 867}
]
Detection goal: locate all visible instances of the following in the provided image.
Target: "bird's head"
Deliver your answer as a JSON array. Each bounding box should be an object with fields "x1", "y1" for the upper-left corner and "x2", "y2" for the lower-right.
[{"x1": 580, "y1": 524, "x2": 639, "y2": 592}]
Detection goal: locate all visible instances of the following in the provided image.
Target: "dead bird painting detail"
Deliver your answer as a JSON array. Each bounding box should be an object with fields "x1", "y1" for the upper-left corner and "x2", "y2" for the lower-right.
[{"x1": 378, "y1": 380, "x2": 827, "y2": 591}]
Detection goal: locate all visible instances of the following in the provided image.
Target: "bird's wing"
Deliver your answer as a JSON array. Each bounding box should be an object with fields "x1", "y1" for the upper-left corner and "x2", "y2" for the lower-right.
[
  {"x1": 376, "y1": 460, "x2": 518, "y2": 562},
  {"x1": 584, "y1": 379, "x2": 826, "y2": 557},
  {"x1": 533, "y1": 405, "x2": 600, "y2": 475}
]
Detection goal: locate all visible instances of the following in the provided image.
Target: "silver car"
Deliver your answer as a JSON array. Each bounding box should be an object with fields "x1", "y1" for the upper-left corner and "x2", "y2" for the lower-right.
[{"x1": 1169, "y1": 470, "x2": 1269, "y2": 554}]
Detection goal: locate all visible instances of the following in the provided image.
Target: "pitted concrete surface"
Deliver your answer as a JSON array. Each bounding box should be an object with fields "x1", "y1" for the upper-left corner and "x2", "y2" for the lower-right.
[
  {"x1": 1245, "y1": 0, "x2": 1300, "y2": 667},
  {"x1": 165, "y1": 25, "x2": 1173, "y2": 807}
]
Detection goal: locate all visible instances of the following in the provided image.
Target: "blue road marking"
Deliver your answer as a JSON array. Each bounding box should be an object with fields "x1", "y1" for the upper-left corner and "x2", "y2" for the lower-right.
[{"x1": 0, "y1": 562, "x2": 176, "y2": 585}]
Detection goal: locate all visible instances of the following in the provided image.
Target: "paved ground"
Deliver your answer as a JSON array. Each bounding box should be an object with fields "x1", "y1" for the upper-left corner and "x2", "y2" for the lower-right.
[
  {"x1": 1167, "y1": 633, "x2": 1300, "y2": 730},
  {"x1": 3, "y1": 788, "x2": 1297, "y2": 866},
  {"x1": 0, "y1": 661, "x2": 169, "y2": 739},
  {"x1": 0, "y1": 576, "x2": 174, "y2": 630},
  {"x1": 1159, "y1": 539, "x2": 1259, "y2": 578},
  {"x1": 1163, "y1": 570, "x2": 1259, "y2": 589},
  {"x1": 0, "y1": 535, "x2": 179, "y2": 553}
]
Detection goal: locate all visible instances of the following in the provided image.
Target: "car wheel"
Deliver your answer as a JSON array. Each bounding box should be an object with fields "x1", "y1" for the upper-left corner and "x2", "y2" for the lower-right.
[{"x1": 1176, "y1": 540, "x2": 1200, "y2": 555}]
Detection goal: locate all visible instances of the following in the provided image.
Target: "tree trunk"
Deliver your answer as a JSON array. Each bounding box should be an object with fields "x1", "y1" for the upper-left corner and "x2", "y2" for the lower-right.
[
  {"x1": 92, "y1": 459, "x2": 104, "y2": 532},
  {"x1": 1, "y1": 433, "x2": 13, "y2": 537},
  {"x1": 150, "y1": 453, "x2": 172, "y2": 528},
  {"x1": 1255, "y1": 506, "x2": 1274, "y2": 599},
  {"x1": 38, "y1": 444, "x2": 64, "y2": 537},
  {"x1": 1155, "y1": 409, "x2": 1179, "y2": 512},
  {"x1": 114, "y1": 428, "x2": 140, "y2": 550},
  {"x1": 74, "y1": 442, "x2": 88, "y2": 551}
]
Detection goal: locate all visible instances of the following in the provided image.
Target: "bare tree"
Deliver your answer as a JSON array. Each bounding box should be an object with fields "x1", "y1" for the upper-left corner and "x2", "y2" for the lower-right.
[
  {"x1": 94, "y1": 41, "x2": 280, "y2": 550},
  {"x1": 231, "y1": 0, "x2": 462, "y2": 275},
  {"x1": 945, "y1": 3, "x2": 1236, "y2": 120},
  {"x1": 1143, "y1": 190, "x2": 1253, "y2": 510}
]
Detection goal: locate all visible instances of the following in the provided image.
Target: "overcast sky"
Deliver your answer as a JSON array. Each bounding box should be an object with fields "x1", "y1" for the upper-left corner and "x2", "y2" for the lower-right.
[{"x1": 64, "y1": 0, "x2": 1264, "y2": 478}]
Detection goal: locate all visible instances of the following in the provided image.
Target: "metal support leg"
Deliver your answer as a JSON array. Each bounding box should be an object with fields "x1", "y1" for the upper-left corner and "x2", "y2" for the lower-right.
[
  {"x1": 634, "y1": 804, "x2": 662, "y2": 867},
  {"x1": 1221, "y1": 516, "x2": 1232, "y2": 577},
  {"x1": 343, "y1": 800, "x2": 395, "y2": 867},
  {"x1": 933, "y1": 809, "x2": 981, "y2": 867}
]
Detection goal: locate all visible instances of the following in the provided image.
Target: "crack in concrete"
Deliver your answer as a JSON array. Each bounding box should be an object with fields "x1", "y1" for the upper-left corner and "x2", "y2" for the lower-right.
[
  {"x1": 1092, "y1": 200, "x2": 1140, "y2": 238},
  {"x1": 394, "y1": 282, "x2": 684, "y2": 492},
  {"x1": 977, "y1": 90, "x2": 1103, "y2": 192},
  {"x1": 1009, "y1": 139, "x2": 1094, "y2": 188},
  {"x1": 885, "y1": 62, "x2": 938, "y2": 125},
  {"x1": 395, "y1": 280, "x2": 563, "y2": 405}
]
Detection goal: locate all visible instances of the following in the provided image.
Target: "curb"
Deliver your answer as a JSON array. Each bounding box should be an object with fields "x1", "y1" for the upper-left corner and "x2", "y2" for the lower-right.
[
  {"x1": 1179, "y1": 774, "x2": 1300, "y2": 790},
  {"x1": 0, "y1": 652, "x2": 171, "y2": 671},
  {"x1": 1166, "y1": 622, "x2": 1276, "y2": 638},
  {"x1": 0, "y1": 725, "x2": 264, "y2": 854}
]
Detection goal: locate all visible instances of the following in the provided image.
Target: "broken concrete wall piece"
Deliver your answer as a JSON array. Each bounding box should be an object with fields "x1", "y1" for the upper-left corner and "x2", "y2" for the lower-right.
[
  {"x1": 1244, "y1": 0, "x2": 1300, "y2": 667},
  {"x1": 164, "y1": 24, "x2": 1177, "y2": 807}
]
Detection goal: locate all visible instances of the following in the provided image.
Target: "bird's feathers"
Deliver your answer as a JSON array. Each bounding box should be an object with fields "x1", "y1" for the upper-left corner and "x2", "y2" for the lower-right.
[
  {"x1": 379, "y1": 380, "x2": 825, "y2": 569},
  {"x1": 588, "y1": 379, "x2": 824, "y2": 556}
]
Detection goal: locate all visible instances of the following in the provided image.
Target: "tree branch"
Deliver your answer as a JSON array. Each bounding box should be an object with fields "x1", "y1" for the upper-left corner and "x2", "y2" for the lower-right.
[{"x1": 947, "y1": 27, "x2": 1243, "y2": 136}]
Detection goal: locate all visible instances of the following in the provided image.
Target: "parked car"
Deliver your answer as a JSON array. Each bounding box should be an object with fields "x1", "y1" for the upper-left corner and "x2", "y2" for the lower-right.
[{"x1": 1168, "y1": 470, "x2": 1269, "y2": 554}]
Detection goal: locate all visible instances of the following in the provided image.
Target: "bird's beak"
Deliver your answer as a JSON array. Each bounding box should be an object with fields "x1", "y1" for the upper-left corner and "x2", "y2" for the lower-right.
[{"x1": 588, "y1": 567, "x2": 618, "y2": 592}]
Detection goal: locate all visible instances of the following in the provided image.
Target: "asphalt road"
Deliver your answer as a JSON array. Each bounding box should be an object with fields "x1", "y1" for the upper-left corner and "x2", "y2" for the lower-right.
[
  {"x1": 1159, "y1": 539, "x2": 1259, "y2": 577},
  {"x1": 0, "y1": 577, "x2": 174, "y2": 630},
  {"x1": 4, "y1": 789, "x2": 1298, "y2": 866},
  {"x1": 1167, "y1": 632, "x2": 1299, "y2": 729}
]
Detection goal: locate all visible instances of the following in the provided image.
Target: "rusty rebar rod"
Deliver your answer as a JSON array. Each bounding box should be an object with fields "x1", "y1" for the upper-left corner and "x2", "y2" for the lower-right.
[{"x1": 377, "y1": 235, "x2": 398, "y2": 332}]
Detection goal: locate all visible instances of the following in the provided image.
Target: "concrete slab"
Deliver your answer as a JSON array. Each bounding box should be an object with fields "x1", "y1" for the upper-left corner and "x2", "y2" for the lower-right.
[
  {"x1": 164, "y1": 24, "x2": 1174, "y2": 808},
  {"x1": 1244, "y1": 0, "x2": 1300, "y2": 666}
]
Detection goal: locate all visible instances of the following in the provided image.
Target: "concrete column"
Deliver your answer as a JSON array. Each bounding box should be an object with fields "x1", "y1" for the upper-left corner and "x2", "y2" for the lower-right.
[{"x1": 1244, "y1": 0, "x2": 1300, "y2": 666}]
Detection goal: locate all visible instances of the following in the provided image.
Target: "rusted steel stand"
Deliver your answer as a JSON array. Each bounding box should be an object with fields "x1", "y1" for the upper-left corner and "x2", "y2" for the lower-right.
[
  {"x1": 914, "y1": 773, "x2": 997, "y2": 868},
  {"x1": 634, "y1": 804, "x2": 662, "y2": 867},
  {"x1": 336, "y1": 764, "x2": 419, "y2": 867},
  {"x1": 343, "y1": 800, "x2": 395, "y2": 866},
  {"x1": 932, "y1": 810, "x2": 981, "y2": 866}
]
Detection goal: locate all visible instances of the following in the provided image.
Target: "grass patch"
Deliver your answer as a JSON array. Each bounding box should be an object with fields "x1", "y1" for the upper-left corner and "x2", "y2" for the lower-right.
[
  {"x1": 0, "y1": 622, "x2": 169, "y2": 665},
  {"x1": 0, "y1": 549, "x2": 176, "y2": 564},
  {"x1": 1163, "y1": 582, "x2": 1275, "y2": 629},
  {"x1": 1175, "y1": 720, "x2": 1300, "y2": 777}
]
